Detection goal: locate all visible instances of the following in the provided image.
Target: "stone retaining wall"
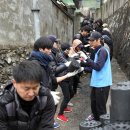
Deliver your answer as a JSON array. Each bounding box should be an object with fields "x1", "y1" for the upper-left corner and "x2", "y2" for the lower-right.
[
  {"x1": 0, "y1": 45, "x2": 32, "y2": 86},
  {"x1": 105, "y1": 1, "x2": 130, "y2": 79},
  {"x1": 0, "y1": 0, "x2": 74, "y2": 86}
]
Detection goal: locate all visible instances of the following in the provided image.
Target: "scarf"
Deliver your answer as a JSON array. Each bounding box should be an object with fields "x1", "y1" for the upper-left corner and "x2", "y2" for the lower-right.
[{"x1": 30, "y1": 50, "x2": 53, "y2": 67}]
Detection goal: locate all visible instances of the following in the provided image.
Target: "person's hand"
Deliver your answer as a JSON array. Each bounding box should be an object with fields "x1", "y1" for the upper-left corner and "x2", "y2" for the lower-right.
[
  {"x1": 84, "y1": 44, "x2": 90, "y2": 48},
  {"x1": 69, "y1": 53, "x2": 79, "y2": 58},
  {"x1": 76, "y1": 60, "x2": 81, "y2": 63},
  {"x1": 66, "y1": 70, "x2": 79, "y2": 78},
  {"x1": 64, "y1": 61, "x2": 71, "y2": 67},
  {"x1": 50, "y1": 91, "x2": 60, "y2": 105},
  {"x1": 78, "y1": 67, "x2": 84, "y2": 73},
  {"x1": 77, "y1": 51, "x2": 89, "y2": 60}
]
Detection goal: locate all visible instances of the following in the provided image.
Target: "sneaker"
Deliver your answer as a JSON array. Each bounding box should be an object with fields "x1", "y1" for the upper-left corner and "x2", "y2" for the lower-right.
[
  {"x1": 57, "y1": 114, "x2": 68, "y2": 122},
  {"x1": 64, "y1": 107, "x2": 72, "y2": 113},
  {"x1": 85, "y1": 114, "x2": 95, "y2": 121},
  {"x1": 53, "y1": 122, "x2": 60, "y2": 129},
  {"x1": 68, "y1": 102, "x2": 74, "y2": 107}
]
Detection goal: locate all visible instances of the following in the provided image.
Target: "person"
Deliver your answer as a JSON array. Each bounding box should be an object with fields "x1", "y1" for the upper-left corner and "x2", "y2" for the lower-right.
[
  {"x1": 47, "y1": 35, "x2": 60, "y2": 52},
  {"x1": 47, "y1": 35, "x2": 72, "y2": 127},
  {"x1": 80, "y1": 17, "x2": 94, "y2": 29},
  {"x1": 0, "y1": 60, "x2": 55, "y2": 130},
  {"x1": 102, "y1": 29, "x2": 112, "y2": 39},
  {"x1": 56, "y1": 42, "x2": 76, "y2": 122},
  {"x1": 102, "y1": 23, "x2": 111, "y2": 35},
  {"x1": 29, "y1": 36, "x2": 78, "y2": 90},
  {"x1": 101, "y1": 35, "x2": 113, "y2": 60},
  {"x1": 73, "y1": 25, "x2": 92, "y2": 52},
  {"x1": 47, "y1": 35, "x2": 67, "y2": 91},
  {"x1": 93, "y1": 19, "x2": 103, "y2": 34},
  {"x1": 82, "y1": 31, "x2": 112, "y2": 121},
  {"x1": 69, "y1": 39, "x2": 83, "y2": 57},
  {"x1": 69, "y1": 39, "x2": 88, "y2": 94},
  {"x1": 29, "y1": 36, "x2": 79, "y2": 126}
]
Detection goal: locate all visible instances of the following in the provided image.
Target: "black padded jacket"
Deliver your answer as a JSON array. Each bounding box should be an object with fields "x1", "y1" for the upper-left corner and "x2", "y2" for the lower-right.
[{"x1": 0, "y1": 83, "x2": 55, "y2": 130}]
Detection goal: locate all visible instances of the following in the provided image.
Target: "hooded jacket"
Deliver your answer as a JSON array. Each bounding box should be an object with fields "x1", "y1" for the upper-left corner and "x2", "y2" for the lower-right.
[{"x1": 0, "y1": 83, "x2": 55, "y2": 130}]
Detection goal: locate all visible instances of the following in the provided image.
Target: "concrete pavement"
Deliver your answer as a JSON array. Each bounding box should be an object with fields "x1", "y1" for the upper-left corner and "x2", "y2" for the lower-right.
[{"x1": 55, "y1": 58, "x2": 128, "y2": 130}]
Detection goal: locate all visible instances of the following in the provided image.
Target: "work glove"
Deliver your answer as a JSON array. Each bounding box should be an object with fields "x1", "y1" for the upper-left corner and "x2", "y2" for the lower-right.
[
  {"x1": 77, "y1": 51, "x2": 89, "y2": 60},
  {"x1": 66, "y1": 70, "x2": 79, "y2": 78},
  {"x1": 77, "y1": 67, "x2": 84, "y2": 73},
  {"x1": 64, "y1": 61, "x2": 71, "y2": 67},
  {"x1": 50, "y1": 91, "x2": 60, "y2": 105},
  {"x1": 84, "y1": 44, "x2": 90, "y2": 48},
  {"x1": 76, "y1": 60, "x2": 81, "y2": 63},
  {"x1": 69, "y1": 53, "x2": 79, "y2": 58}
]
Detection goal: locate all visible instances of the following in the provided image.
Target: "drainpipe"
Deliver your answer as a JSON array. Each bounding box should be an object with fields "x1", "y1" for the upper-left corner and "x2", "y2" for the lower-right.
[
  {"x1": 32, "y1": 0, "x2": 40, "y2": 40},
  {"x1": 100, "y1": 0, "x2": 103, "y2": 19}
]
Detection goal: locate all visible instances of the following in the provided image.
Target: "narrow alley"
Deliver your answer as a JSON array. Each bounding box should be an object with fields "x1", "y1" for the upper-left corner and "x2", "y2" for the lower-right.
[
  {"x1": 0, "y1": 0, "x2": 130, "y2": 130},
  {"x1": 55, "y1": 58, "x2": 128, "y2": 130}
]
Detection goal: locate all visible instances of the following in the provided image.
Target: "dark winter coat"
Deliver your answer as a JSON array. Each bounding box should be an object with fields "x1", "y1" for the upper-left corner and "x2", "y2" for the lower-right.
[
  {"x1": 0, "y1": 83, "x2": 55, "y2": 130},
  {"x1": 73, "y1": 33, "x2": 89, "y2": 45},
  {"x1": 29, "y1": 50, "x2": 67, "y2": 90},
  {"x1": 29, "y1": 51, "x2": 57, "y2": 90}
]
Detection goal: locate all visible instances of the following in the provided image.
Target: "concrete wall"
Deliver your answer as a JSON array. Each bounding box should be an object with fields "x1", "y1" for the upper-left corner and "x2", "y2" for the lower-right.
[
  {"x1": 39, "y1": 0, "x2": 73, "y2": 43},
  {"x1": 0, "y1": 0, "x2": 73, "y2": 46},
  {"x1": 0, "y1": 0, "x2": 34, "y2": 46},
  {"x1": 0, "y1": 0, "x2": 73, "y2": 86},
  {"x1": 95, "y1": 0, "x2": 130, "y2": 79},
  {"x1": 94, "y1": 0, "x2": 128, "y2": 19},
  {"x1": 74, "y1": 13, "x2": 81, "y2": 34}
]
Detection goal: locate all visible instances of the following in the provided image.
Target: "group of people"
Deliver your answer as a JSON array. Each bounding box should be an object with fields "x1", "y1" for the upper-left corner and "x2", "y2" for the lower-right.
[
  {"x1": 0, "y1": 17, "x2": 113, "y2": 130},
  {"x1": 73, "y1": 17, "x2": 113, "y2": 121}
]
